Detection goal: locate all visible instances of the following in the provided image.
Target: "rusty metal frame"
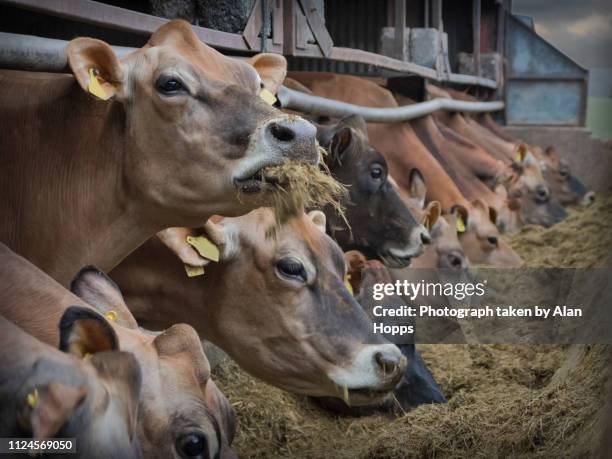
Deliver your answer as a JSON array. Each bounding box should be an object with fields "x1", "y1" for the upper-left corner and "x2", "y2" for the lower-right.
[{"x1": 0, "y1": 0, "x2": 497, "y2": 88}]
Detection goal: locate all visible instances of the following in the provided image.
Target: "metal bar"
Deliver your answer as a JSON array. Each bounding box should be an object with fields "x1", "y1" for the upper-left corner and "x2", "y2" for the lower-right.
[
  {"x1": 277, "y1": 85, "x2": 504, "y2": 123},
  {"x1": 394, "y1": 0, "x2": 406, "y2": 60},
  {"x1": 1, "y1": 0, "x2": 251, "y2": 51},
  {"x1": 424, "y1": 0, "x2": 430, "y2": 27},
  {"x1": 472, "y1": 0, "x2": 481, "y2": 77},
  {"x1": 0, "y1": 31, "x2": 133, "y2": 72}
]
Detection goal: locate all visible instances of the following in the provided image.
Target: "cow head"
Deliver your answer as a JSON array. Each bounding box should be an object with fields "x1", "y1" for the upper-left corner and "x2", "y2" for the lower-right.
[
  {"x1": 401, "y1": 170, "x2": 468, "y2": 271},
  {"x1": 7, "y1": 312, "x2": 142, "y2": 458},
  {"x1": 67, "y1": 20, "x2": 318, "y2": 223},
  {"x1": 502, "y1": 145, "x2": 566, "y2": 227},
  {"x1": 140, "y1": 209, "x2": 407, "y2": 407},
  {"x1": 70, "y1": 267, "x2": 236, "y2": 459},
  {"x1": 541, "y1": 146, "x2": 594, "y2": 206},
  {"x1": 454, "y1": 201, "x2": 524, "y2": 267},
  {"x1": 317, "y1": 116, "x2": 430, "y2": 268}
]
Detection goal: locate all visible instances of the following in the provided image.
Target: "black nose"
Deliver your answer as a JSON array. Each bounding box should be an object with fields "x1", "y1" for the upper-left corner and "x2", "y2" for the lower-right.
[
  {"x1": 264, "y1": 117, "x2": 317, "y2": 164},
  {"x1": 536, "y1": 185, "x2": 549, "y2": 201},
  {"x1": 375, "y1": 351, "x2": 402, "y2": 378},
  {"x1": 447, "y1": 253, "x2": 464, "y2": 268},
  {"x1": 487, "y1": 236, "x2": 498, "y2": 246},
  {"x1": 420, "y1": 232, "x2": 431, "y2": 245}
]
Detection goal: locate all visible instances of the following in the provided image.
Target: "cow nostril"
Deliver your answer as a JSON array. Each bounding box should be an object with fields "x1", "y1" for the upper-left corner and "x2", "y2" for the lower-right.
[
  {"x1": 420, "y1": 232, "x2": 431, "y2": 245},
  {"x1": 374, "y1": 351, "x2": 401, "y2": 376},
  {"x1": 536, "y1": 185, "x2": 549, "y2": 199},
  {"x1": 269, "y1": 122, "x2": 296, "y2": 143},
  {"x1": 449, "y1": 254, "x2": 462, "y2": 267}
]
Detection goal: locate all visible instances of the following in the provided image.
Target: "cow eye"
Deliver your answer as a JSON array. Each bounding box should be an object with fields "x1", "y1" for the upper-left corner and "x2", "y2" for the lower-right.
[
  {"x1": 156, "y1": 76, "x2": 186, "y2": 95},
  {"x1": 276, "y1": 258, "x2": 307, "y2": 282},
  {"x1": 370, "y1": 165, "x2": 384, "y2": 180},
  {"x1": 176, "y1": 433, "x2": 208, "y2": 458}
]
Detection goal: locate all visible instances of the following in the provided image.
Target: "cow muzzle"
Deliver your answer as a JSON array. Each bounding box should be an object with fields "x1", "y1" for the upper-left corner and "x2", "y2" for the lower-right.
[
  {"x1": 233, "y1": 115, "x2": 318, "y2": 194},
  {"x1": 327, "y1": 344, "x2": 407, "y2": 406}
]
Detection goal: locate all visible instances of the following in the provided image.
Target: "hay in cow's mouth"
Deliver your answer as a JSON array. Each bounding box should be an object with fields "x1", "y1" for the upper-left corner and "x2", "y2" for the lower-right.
[{"x1": 237, "y1": 154, "x2": 348, "y2": 231}]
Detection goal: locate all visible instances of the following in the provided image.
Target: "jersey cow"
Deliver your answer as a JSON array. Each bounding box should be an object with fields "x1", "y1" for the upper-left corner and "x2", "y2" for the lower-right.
[
  {"x1": 112, "y1": 209, "x2": 407, "y2": 406},
  {"x1": 316, "y1": 115, "x2": 430, "y2": 268},
  {"x1": 0, "y1": 245, "x2": 236, "y2": 459},
  {"x1": 0, "y1": 313, "x2": 142, "y2": 458},
  {"x1": 0, "y1": 20, "x2": 318, "y2": 285}
]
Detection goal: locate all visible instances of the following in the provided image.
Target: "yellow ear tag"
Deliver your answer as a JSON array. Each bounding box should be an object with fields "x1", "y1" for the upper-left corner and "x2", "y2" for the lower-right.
[
  {"x1": 186, "y1": 236, "x2": 220, "y2": 262},
  {"x1": 456, "y1": 215, "x2": 466, "y2": 233},
  {"x1": 260, "y1": 88, "x2": 277, "y2": 106},
  {"x1": 423, "y1": 216, "x2": 431, "y2": 232},
  {"x1": 105, "y1": 310, "x2": 118, "y2": 322},
  {"x1": 88, "y1": 68, "x2": 109, "y2": 100},
  {"x1": 83, "y1": 352, "x2": 93, "y2": 361},
  {"x1": 184, "y1": 264, "x2": 205, "y2": 277},
  {"x1": 514, "y1": 152, "x2": 522, "y2": 163},
  {"x1": 26, "y1": 388, "x2": 39, "y2": 408},
  {"x1": 344, "y1": 274, "x2": 353, "y2": 296}
]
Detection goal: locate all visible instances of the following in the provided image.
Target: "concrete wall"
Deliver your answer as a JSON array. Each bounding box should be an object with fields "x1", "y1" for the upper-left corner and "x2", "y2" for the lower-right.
[{"x1": 505, "y1": 126, "x2": 612, "y2": 194}]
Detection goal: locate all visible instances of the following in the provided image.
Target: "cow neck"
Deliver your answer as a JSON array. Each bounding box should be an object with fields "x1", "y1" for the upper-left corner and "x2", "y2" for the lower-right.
[{"x1": 1, "y1": 81, "x2": 156, "y2": 286}]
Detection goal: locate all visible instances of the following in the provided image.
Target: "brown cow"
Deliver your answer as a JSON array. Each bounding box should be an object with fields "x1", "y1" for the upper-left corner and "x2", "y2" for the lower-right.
[
  {"x1": 0, "y1": 20, "x2": 318, "y2": 285},
  {"x1": 112, "y1": 209, "x2": 407, "y2": 406},
  {"x1": 409, "y1": 114, "x2": 524, "y2": 233},
  {"x1": 316, "y1": 115, "x2": 430, "y2": 268},
  {"x1": 0, "y1": 313, "x2": 141, "y2": 458},
  {"x1": 0, "y1": 244, "x2": 236, "y2": 459},
  {"x1": 287, "y1": 72, "x2": 522, "y2": 267},
  {"x1": 399, "y1": 170, "x2": 469, "y2": 270}
]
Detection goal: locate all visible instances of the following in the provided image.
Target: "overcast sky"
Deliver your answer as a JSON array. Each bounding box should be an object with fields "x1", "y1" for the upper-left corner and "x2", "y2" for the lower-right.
[{"x1": 512, "y1": 0, "x2": 612, "y2": 69}]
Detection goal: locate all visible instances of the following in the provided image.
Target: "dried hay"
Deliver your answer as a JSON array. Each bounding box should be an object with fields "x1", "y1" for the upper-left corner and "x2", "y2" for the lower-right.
[
  {"x1": 213, "y1": 196, "x2": 612, "y2": 458},
  {"x1": 241, "y1": 146, "x2": 348, "y2": 232}
]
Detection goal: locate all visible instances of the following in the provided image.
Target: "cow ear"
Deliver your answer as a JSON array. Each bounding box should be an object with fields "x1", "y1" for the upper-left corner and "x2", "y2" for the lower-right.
[
  {"x1": 157, "y1": 227, "x2": 209, "y2": 268},
  {"x1": 339, "y1": 115, "x2": 368, "y2": 138},
  {"x1": 17, "y1": 382, "x2": 87, "y2": 440},
  {"x1": 68, "y1": 38, "x2": 124, "y2": 101},
  {"x1": 70, "y1": 267, "x2": 138, "y2": 329},
  {"x1": 451, "y1": 205, "x2": 469, "y2": 233},
  {"x1": 514, "y1": 143, "x2": 529, "y2": 164},
  {"x1": 488, "y1": 206, "x2": 498, "y2": 225},
  {"x1": 248, "y1": 53, "x2": 287, "y2": 94},
  {"x1": 307, "y1": 210, "x2": 327, "y2": 233},
  {"x1": 157, "y1": 220, "x2": 229, "y2": 267},
  {"x1": 409, "y1": 168, "x2": 427, "y2": 208},
  {"x1": 59, "y1": 306, "x2": 119, "y2": 357},
  {"x1": 423, "y1": 201, "x2": 441, "y2": 232},
  {"x1": 328, "y1": 126, "x2": 353, "y2": 164},
  {"x1": 344, "y1": 250, "x2": 366, "y2": 295}
]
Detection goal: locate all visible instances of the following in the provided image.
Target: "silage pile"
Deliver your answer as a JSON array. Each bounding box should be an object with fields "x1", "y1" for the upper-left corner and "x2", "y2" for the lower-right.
[{"x1": 214, "y1": 196, "x2": 612, "y2": 458}]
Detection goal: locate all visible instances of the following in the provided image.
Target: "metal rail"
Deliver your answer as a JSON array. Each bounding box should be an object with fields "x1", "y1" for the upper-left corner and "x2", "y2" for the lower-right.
[
  {"x1": 0, "y1": 32, "x2": 503, "y2": 123},
  {"x1": 277, "y1": 86, "x2": 504, "y2": 123}
]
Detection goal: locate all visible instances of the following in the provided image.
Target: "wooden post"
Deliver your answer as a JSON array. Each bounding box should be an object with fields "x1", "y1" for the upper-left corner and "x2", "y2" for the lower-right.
[{"x1": 282, "y1": 0, "x2": 295, "y2": 55}]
